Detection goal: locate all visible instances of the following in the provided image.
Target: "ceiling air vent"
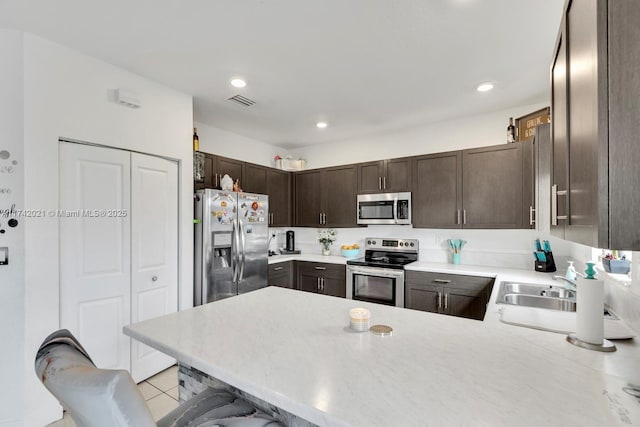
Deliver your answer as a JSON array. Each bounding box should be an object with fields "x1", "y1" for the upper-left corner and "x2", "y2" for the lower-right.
[{"x1": 228, "y1": 94, "x2": 256, "y2": 107}]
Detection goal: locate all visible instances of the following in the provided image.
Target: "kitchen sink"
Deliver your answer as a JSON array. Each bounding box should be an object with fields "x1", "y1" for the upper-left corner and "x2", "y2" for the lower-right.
[
  {"x1": 502, "y1": 294, "x2": 576, "y2": 311},
  {"x1": 496, "y1": 281, "x2": 576, "y2": 312}
]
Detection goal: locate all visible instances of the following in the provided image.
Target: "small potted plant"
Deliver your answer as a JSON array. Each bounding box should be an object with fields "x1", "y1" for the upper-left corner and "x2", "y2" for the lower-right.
[{"x1": 318, "y1": 228, "x2": 337, "y2": 256}]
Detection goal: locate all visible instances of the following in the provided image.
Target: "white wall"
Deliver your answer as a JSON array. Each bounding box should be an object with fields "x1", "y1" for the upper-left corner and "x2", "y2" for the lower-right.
[
  {"x1": 195, "y1": 121, "x2": 289, "y2": 168},
  {"x1": 0, "y1": 29, "x2": 26, "y2": 427},
  {"x1": 20, "y1": 34, "x2": 193, "y2": 426},
  {"x1": 289, "y1": 102, "x2": 548, "y2": 169}
]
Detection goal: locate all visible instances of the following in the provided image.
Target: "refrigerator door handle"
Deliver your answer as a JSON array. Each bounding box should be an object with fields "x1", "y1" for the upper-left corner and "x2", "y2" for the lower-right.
[
  {"x1": 238, "y1": 220, "x2": 246, "y2": 282},
  {"x1": 231, "y1": 219, "x2": 239, "y2": 283}
]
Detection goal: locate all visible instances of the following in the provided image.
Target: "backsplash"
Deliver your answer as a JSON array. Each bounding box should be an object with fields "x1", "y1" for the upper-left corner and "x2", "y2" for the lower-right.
[{"x1": 269, "y1": 226, "x2": 573, "y2": 270}]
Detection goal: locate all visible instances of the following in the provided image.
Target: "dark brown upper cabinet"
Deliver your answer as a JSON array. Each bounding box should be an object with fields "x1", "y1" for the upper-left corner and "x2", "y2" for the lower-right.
[
  {"x1": 216, "y1": 156, "x2": 244, "y2": 189},
  {"x1": 357, "y1": 158, "x2": 412, "y2": 194},
  {"x1": 294, "y1": 165, "x2": 357, "y2": 228},
  {"x1": 551, "y1": 0, "x2": 640, "y2": 250},
  {"x1": 243, "y1": 163, "x2": 268, "y2": 194},
  {"x1": 294, "y1": 170, "x2": 323, "y2": 227},
  {"x1": 194, "y1": 153, "x2": 215, "y2": 191},
  {"x1": 412, "y1": 145, "x2": 525, "y2": 229},
  {"x1": 521, "y1": 138, "x2": 535, "y2": 230},
  {"x1": 462, "y1": 144, "x2": 524, "y2": 229},
  {"x1": 520, "y1": 123, "x2": 552, "y2": 232},
  {"x1": 412, "y1": 151, "x2": 462, "y2": 229},
  {"x1": 265, "y1": 168, "x2": 292, "y2": 227},
  {"x1": 244, "y1": 163, "x2": 292, "y2": 226},
  {"x1": 195, "y1": 153, "x2": 244, "y2": 190}
]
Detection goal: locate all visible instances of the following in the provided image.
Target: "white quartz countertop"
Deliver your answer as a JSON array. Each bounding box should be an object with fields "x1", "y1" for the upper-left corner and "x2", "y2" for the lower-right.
[{"x1": 125, "y1": 286, "x2": 640, "y2": 427}]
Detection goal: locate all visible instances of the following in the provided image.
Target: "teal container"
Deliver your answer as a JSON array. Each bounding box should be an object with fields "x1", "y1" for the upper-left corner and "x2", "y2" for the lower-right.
[{"x1": 452, "y1": 253, "x2": 461, "y2": 265}]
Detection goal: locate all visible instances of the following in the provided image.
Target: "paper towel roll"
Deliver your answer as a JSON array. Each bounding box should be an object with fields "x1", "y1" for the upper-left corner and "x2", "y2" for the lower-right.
[{"x1": 576, "y1": 277, "x2": 604, "y2": 345}]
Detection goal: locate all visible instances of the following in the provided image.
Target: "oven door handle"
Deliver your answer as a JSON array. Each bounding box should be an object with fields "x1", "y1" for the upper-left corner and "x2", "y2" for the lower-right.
[{"x1": 347, "y1": 266, "x2": 404, "y2": 279}]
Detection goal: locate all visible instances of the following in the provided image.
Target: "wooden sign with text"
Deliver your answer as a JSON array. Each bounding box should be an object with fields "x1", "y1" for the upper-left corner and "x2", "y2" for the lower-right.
[{"x1": 516, "y1": 107, "x2": 550, "y2": 141}]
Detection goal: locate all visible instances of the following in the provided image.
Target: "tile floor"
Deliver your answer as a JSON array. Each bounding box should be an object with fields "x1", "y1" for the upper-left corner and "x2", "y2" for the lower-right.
[{"x1": 47, "y1": 365, "x2": 180, "y2": 426}]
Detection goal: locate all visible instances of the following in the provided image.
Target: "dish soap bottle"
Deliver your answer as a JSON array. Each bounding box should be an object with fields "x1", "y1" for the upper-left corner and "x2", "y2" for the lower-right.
[{"x1": 566, "y1": 261, "x2": 577, "y2": 282}]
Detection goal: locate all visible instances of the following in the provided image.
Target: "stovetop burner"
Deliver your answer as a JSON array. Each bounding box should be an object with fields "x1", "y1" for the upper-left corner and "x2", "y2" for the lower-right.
[{"x1": 346, "y1": 237, "x2": 419, "y2": 269}]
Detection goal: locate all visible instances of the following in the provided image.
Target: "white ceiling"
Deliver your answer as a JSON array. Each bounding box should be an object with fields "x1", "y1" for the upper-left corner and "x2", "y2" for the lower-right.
[{"x1": 1, "y1": 0, "x2": 564, "y2": 149}]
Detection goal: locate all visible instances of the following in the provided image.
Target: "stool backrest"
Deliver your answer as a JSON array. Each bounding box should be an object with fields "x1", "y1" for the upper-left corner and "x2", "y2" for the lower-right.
[{"x1": 35, "y1": 329, "x2": 156, "y2": 427}]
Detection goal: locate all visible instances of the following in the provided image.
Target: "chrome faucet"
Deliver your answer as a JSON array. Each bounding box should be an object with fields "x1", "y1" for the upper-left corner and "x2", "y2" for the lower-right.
[{"x1": 552, "y1": 275, "x2": 577, "y2": 292}]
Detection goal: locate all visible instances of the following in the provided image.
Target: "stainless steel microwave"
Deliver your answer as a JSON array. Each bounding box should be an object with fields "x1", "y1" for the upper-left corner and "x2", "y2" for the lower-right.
[{"x1": 357, "y1": 192, "x2": 411, "y2": 225}]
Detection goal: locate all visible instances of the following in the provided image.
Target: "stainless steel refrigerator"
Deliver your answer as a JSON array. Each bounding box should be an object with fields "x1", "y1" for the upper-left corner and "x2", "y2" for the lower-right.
[{"x1": 194, "y1": 189, "x2": 269, "y2": 305}]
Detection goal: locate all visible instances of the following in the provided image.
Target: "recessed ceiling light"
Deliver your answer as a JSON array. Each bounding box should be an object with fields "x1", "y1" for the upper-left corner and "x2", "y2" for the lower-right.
[
  {"x1": 476, "y1": 82, "x2": 494, "y2": 92},
  {"x1": 230, "y1": 78, "x2": 246, "y2": 88},
  {"x1": 316, "y1": 122, "x2": 328, "y2": 129}
]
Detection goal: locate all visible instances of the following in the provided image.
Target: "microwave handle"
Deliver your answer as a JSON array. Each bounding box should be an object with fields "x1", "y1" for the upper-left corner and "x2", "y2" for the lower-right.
[{"x1": 393, "y1": 196, "x2": 398, "y2": 224}]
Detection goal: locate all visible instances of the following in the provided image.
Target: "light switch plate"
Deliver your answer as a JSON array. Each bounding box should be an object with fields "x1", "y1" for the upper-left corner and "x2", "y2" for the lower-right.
[{"x1": 0, "y1": 247, "x2": 7, "y2": 265}]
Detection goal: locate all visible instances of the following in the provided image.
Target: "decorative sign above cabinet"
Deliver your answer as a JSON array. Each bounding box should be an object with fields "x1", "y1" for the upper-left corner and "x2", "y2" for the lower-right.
[{"x1": 516, "y1": 107, "x2": 550, "y2": 141}]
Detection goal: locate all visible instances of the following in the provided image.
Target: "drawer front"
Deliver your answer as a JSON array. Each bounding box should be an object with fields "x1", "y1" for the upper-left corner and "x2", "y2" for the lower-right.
[
  {"x1": 296, "y1": 261, "x2": 345, "y2": 279},
  {"x1": 269, "y1": 261, "x2": 292, "y2": 276},
  {"x1": 406, "y1": 271, "x2": 493, "y2": 293}
]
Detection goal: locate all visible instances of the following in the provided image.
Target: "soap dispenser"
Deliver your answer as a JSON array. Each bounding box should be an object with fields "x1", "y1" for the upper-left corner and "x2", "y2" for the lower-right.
[{"x1": 566, "y1": 261, "x2": 577, "y2": 282}]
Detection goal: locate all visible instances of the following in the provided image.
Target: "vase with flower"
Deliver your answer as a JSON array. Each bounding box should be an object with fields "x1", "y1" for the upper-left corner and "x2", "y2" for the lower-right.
[{"x1": 317, "y1": 228, "x2": 337, "y2": 256}]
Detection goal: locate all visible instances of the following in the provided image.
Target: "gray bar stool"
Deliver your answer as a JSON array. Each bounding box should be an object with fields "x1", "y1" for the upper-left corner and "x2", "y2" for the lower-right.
[{"x1": 35, "y1": 329, "x2": 284, "y2": 427}]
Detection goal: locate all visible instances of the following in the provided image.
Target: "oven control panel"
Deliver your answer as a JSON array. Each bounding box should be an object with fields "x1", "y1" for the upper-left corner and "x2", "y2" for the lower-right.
[{"x1": 364, "y1": 238, "x2": 419, "y2": 252}]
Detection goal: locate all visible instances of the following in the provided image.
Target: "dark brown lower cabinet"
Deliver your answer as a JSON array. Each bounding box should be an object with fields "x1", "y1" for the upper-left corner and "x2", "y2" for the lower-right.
[
  {"x1": 405, "y1": 271, "x2": 494, "y2": 321},
  {"x1": 268, "y1": 261, "x2": 294, "y2": 289},
  {"x1": 296, "y1": 261, "x2": 346, "y2": 298}
]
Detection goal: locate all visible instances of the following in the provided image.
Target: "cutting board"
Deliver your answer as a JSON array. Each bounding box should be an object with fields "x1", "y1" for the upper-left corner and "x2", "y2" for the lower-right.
[{"x1": 499, "y1": 306, "x2": 636, "y2": 340}]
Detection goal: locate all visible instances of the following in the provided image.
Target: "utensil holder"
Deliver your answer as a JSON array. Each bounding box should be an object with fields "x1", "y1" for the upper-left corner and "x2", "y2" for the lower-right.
[
  {"x1": 534, "y1": 251, "x2": 556, "y2": 272},
  {"x1": 452, "y1": 253, "x2": 461, "y2": 265}
]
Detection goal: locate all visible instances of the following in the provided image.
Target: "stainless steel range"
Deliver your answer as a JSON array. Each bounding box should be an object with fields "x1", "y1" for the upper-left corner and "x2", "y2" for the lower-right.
[{"x1": 346, "y1": 238, "x2": 419, "y2": 307}]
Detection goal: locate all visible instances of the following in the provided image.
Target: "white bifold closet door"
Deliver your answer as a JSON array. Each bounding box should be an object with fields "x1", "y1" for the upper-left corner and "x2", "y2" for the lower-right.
[
  {"x1": 59, "y1": 142, "x2": 178, "y2": 382},
  {"x1": 130, "y1": 152, "x2": 178, "y2": 382}
]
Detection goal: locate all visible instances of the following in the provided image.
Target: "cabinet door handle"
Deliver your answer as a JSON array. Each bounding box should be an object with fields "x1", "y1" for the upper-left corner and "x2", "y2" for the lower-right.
[
  {"x1": 529, "y1": 206, "x2": 536, "y2": 226},
  {"x1": 323, "y1": 213, "x2": 327, "y2": 225},
  {"x1": 321, "y1": 277, "x2": 325, "y2": 291},
  {"x1": 152, "y1": 275, "x2": 158, "y2": 282},
  {"x1": 315, "y1": 266, "x2": 327, "y2": 270},
  {"x1": 463, "y1": 209, "x2": 467, "y2": 225},
  {"x1": 433, "y1": 279, "x2": 451, "y2": 284},
  {"x1": 456, "y1": 210, "x2": 461, "y2": 225},
  {"x1": 444, "y1": 293, "x2": 448, "y2": 310},
  {"x1": 273, "y1": 266, "x2": 283, "y2": 271},
  {"x1": 316, "y1": 277, "x2": 320, "y2": 291},
  {"x1": 383, "y1": 176, "x2": 386, "y2": 190},
  {"x1": 319, "y1": 212, "x2": 322, "y2": 225},
  {"x1": 551, "y1": 184, "x2": 568, "y2": 225},
  {"x1": 437, "y1": 292, "x2": 442, "y2": 309},
  {"x1": 379, "y1": 176, "x2": 382, "y2": 190}
]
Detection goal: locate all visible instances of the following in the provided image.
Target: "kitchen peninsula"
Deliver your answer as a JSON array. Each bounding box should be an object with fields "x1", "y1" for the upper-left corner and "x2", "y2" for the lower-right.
[{"x1": 124, "y1": 286, "x2": 640, "y2": 426}]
